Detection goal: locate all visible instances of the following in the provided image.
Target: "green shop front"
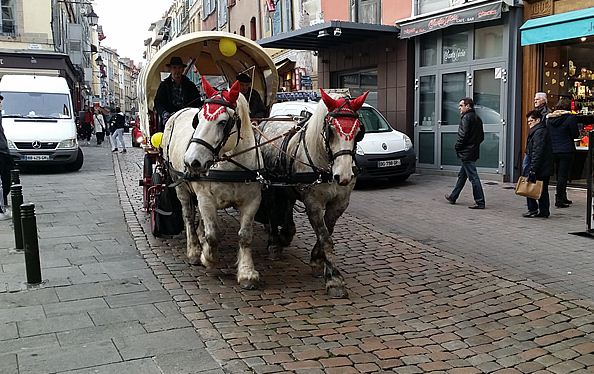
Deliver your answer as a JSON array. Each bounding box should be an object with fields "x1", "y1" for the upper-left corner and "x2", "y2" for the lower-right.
[{"x1": 398, "y1": 1, "x2": 524, "y2": 181}]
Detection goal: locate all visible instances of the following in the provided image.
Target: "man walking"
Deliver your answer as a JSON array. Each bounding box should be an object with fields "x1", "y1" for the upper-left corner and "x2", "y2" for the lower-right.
[
  {"x1": 0, "y1": 94, "x2": 13, "y2": 220},
  {"x1": 445, "y1": 97, "x2": 486, "y2": 209}
]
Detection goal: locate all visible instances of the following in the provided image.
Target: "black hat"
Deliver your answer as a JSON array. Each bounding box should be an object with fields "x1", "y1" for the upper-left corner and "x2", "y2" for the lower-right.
[
  {"x1": 166, "y1": 56, "x2": 186, "y2": 67},
  {"x1": 236, "y1": 73, "x2": 251, "y2": 83}
]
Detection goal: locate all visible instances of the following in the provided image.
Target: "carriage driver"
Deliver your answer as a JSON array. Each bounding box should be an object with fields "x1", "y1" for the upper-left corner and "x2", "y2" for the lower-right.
[
  {"x1": 154, "y1": 56, "x2": 203, "y2": 131},
  {"x1": 236, "y1": 73, "x2": 267, "y2": 118}
]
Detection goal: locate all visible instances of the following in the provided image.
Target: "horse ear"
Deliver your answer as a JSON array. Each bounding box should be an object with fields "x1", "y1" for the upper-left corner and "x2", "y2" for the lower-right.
[
  {"x1": 320, "y1": 88, "x2": 338, "y2": 112},
  {"x1": 224, "y1": 80, "x2": 241, "y2": 104},
  {"x1": 202, "y1": 78, "x2": 217, "y2": 98},
  {"x1": 350, "y1": 91, "x2": 369, "y2": 112}
]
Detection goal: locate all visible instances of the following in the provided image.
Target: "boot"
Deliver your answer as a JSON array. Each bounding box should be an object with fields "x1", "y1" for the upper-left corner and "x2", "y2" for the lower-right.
[{"x1": 555, "y1": 194, "x2": 570, "y2": 208}]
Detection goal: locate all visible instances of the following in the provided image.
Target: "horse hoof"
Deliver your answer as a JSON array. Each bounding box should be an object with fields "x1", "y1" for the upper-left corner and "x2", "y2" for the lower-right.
[
  {"x1": 327, "y1": 286, "x2": 348, "y2": 299},
  {"x1": 240, "y1": 279, "x2": 259, "y2": 290},
  {"x1": 187, "y1": 255, "x2": 201, "y2": 266}
]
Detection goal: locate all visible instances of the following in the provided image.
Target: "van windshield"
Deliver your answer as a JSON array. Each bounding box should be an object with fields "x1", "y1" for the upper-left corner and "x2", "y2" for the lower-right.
[
  {"x1": 1, "y1": 92, "x2": 72, "y2": 119},
  {"x1": 358, "y1": 107, "x2": 391, "y2": 133}
]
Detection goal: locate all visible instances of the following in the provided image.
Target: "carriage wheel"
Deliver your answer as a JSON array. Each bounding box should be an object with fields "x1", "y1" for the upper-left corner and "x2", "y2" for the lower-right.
[
  {"x1": 150, "y1": 173, "x2": 162, "y2": 237},
  {"x1": 142, "y1": 154, "x2": 153, "y2": 210}
]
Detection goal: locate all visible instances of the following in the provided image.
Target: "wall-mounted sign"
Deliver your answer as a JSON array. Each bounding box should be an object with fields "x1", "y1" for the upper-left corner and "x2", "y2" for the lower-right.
[
  {"x1": 399, "y1": 2, "x2": 502, "y2": 38},
  {"x1": 442, "y1": 46, "x2": 467, "y2": 63},
  {"x1": 529, "y1": 0, "x2": 553, "y2": 19}
]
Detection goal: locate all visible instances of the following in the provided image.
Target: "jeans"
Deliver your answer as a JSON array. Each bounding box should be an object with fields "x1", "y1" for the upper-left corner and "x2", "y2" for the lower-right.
[
  {"x1": 552, "y1": 152, "x2": 573, "y2": 202},
  {"x1": 527, "y1": 176, "x2": 550, "y2": 216},
  {"x1": 449, "y1": 160, "x2": 485, "y2": 206},
  {"x1": 96, "y1": 132, "x2": 105, "y2": 145},
  {"x1": 110, "y1": 128, "x2": 126, "y2": 151},
  {"x1": 0, "y1": 153, "x2": 13, "y2": 213}
]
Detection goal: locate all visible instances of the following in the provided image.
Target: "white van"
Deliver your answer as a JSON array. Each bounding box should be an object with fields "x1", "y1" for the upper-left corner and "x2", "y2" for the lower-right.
[{"x1": 0, "y1": 75, "x2": 83, "y2": 171}]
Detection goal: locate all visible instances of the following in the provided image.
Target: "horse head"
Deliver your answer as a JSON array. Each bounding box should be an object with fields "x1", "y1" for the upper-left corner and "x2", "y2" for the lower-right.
[
  {"x1": 184, "y1": 79, "x2": 242, "y2": 173},
  {"x1": 319, "y1": 89, "x2": 369, "y2": 186}
]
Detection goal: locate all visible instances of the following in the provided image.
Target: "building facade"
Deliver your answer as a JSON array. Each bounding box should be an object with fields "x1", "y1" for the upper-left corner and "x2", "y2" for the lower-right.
[{"x1": 398, "y1": 0, "x2": 524, "y2": 181}]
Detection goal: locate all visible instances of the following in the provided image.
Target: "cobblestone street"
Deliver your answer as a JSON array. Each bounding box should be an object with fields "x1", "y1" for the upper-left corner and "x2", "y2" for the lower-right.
[
  {"x1": 1, "y1": 144, "x2": 593, "y2": 373},
  {"x1": 111, "y1": 145, "x2": 594, "y2": 373}
]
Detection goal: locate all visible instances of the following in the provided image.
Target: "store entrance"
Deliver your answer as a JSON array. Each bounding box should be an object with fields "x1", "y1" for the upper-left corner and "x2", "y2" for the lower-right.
[{"x1": 415, "y1": 64, "x2": 506, "y2": 174}]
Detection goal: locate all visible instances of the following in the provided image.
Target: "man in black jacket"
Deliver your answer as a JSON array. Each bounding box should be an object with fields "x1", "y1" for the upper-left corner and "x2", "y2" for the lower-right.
[
  {"x1": 154, "y1": 56, "x2": 203, "y2": 131},
  {"x1": 445, "y1": 97, "x2": 486, "y2": 209},
  {"x1": 0, "y1": 94, "x2": 13, "y2": 220},
  {"x1": 523, "y1": 110, "x2": 553, "y2": 218},
  {"x1": 237, "y1": 73, "x2": 267, "y2": 118}
]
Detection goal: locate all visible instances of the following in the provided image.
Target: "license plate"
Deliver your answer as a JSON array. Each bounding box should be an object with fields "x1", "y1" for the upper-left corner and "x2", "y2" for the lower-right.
[
  {"x1": 22, "y1": 155, "x2": 50, "y2": 161},
  {"x1": 378, "y1": 159, "x2": 401, "y2": 168}
]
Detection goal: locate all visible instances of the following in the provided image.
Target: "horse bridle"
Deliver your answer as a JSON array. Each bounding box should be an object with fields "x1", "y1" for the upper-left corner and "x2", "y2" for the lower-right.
[{"x1": 189, "y1": 96, "x2": 241, "y2": 160}]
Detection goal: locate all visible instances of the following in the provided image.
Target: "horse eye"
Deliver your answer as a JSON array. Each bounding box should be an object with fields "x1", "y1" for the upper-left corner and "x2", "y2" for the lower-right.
[{"x1": 219, "y1": 120, "x2": 228, "y2": 127}]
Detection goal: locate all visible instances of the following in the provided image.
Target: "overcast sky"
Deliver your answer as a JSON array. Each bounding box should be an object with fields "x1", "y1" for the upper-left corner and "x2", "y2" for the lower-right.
[{"x1": 93, "y1": 0, "x2": 171, "y2": 64}]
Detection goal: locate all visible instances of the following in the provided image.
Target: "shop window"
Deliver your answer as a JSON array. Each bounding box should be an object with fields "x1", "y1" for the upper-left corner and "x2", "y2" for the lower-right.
[
  {"x1": 416, "y1": 0, "x2": 478, "y2": 15},
  {"x1": 351, "y1": 0, "x2": 380, "y2": 24},
  {"x1": 442, "y1": 31, "x2": 469, "y2": 64},
  {"x1": 543, "y1": 40, "x2": 594, "y2": 113},
  {"x1": 1, "y1": 0, "x2": 15, "y2": 35},
  {"x1": 419, "y1": 75, "x2": 436, "y2": 127},
  {"x1": 418, "y1": 132, "x2": 435, "y2": 164},
  {"x1": 476, "y1": 133, "x2": 500, "y2": 168},
  {"x1": 420, "y1": 34, "x2": 437, "y2": 67},
  {"x1": 474, "y1": 24, "x2": 503, "y2": 59},
  {"x1": 339, "y1": 70, "x2": 378, "y2": 108}
]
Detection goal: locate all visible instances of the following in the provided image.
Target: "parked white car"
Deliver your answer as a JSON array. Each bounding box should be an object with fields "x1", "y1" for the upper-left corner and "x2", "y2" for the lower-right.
[
  {"x1": 0, "y1": 75, "x2": 83, "y2": 171},
  {"x1": 269, "y1": 100, "x2": 416, "y2": 182}
]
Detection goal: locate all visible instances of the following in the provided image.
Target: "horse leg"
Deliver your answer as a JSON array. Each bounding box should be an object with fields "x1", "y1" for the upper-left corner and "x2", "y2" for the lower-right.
[
  {"x1": 267, "y1": 224, "x2": 283, "y2": 261},
  {"x1": 236, "y1": 195, "x2": 261, "y2": 289},
  {"x1": 175, "y1": 185, "x2": 201, "y2": 265},
  {"x1": 197, "y1": 197, "x2": 218, "y2": 269},
  {"x1": 278, "y1": 199, "x2": 296, "y2": 247},
  {"x1": 303, "y1": 199, "x2": 348, "y2": 299}
]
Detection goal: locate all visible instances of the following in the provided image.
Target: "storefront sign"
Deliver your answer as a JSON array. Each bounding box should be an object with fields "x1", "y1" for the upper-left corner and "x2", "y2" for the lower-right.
[
  {"x1": 528, "y1": 0, "x2": 553, "y2": 19},
  {"x1": 442, "y1": 46, "x2": 467, "y2": 63},
  {"x1": 399, "y1": 2, "x2": 502, "y2": 38}
]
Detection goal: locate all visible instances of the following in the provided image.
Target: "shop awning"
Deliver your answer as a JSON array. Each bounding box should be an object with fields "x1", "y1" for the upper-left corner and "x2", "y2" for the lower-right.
[
  {"x1": 258, "y1": 21, "x2": 398, "y2": 51},
  {"x1": 275, "y1": 58, "x2": 295, "y2": 74},
  {"x1": 521, "y1": 7, "x2": 594, "y2": 46},
  {"x1": 397, "y1": 1, "x2": 502, "y2": 38}
]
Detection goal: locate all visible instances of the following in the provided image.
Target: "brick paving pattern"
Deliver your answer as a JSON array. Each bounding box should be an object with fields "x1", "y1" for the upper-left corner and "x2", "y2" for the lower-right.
[{"x1": 114, "y1": 147, "x2": 594, "y2": 373}]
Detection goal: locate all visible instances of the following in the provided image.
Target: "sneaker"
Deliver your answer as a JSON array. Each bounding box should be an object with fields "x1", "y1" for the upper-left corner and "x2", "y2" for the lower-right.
[
  {"x1": 112, "y1": 148, "x2": 118, "y2": 153},
  {"x1": 468, "y1": 204, "x2": 485, "y2": 209},
  {"x1": 121, "y1": 149, "x2": 127, "y2": 153}
]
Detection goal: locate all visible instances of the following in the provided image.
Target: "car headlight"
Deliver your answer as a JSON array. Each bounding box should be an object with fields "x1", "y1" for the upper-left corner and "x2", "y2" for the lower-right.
[
  {"x1": 356, "y1": 144, "x2": 364, "y2": 156},
  {"x1": 7, "y1": 139, "x2": 17, "y2": 150},
  {"x1": 56, "y1": 138, "x2": 78, "y2": 149},
  {"x1": 404, "y1": 135, "x2": 413, "y2": 151}
]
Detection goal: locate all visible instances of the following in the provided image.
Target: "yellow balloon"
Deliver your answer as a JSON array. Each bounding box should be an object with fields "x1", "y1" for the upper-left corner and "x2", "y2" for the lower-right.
[
  {"x1": 219, "y1": 38, "x2": 237, "y2": 57},
  {"x1": 151, "y1": 132, "x2": 163, "y2": 149}
]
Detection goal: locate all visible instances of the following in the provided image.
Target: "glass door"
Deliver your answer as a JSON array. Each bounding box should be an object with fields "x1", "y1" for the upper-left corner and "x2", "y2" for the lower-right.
[
  {"x1": 472, "y1": 65, "x2": 505, "y2": 173},
  {"x1": 415, "y1": 75, "x2": 437, "y2": 166},
  {"x1": 438, "y1": 70, "x2": 469, "y2": 169}
]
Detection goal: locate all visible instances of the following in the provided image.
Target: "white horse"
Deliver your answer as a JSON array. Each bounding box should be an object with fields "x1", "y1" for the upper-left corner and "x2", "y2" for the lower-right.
[
  {"x1": 257, "y1": 89, "x2": 368, "y2": 298},
  {"x1": 162, "y1": 79, "x2": 263, "y2": 289}
]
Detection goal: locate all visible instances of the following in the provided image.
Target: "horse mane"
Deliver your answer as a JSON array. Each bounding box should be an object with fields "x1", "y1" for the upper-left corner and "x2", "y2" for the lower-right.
[
  {"x1": 235, "y1": 93, "x2": 252, "y2": 139},
  {"x1": 302, "y1": 93, "x2": 344, "y2": 165}
]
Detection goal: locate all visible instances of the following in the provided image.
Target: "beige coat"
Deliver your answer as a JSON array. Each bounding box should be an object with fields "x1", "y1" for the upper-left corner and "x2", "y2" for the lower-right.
[{"x1": 93, "y1": 113, "x2": 106, "y2": 133}]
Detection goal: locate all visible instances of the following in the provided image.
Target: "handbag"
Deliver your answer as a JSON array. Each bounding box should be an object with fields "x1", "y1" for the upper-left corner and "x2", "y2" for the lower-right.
[{"x1": 515, "y1": 176, "x2": 543, "y2": 199}]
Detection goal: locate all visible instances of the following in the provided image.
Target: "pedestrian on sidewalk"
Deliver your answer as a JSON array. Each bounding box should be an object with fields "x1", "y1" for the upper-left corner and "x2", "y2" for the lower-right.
[
  {"x1": 93, "y1": 107, "x2": 106, "y2": 146},
  {"x1": 110, "y1": 107, "x2": 127, "y2": 153},
  {"x1": 546, "y1": 97, "x2": 579, "y2": 208},
  {"x1": 0, "y1": 94, "x2": 13, "y2": 220},
  {"x1": 80, "y1": 106, "x2": 93, "y2": 145},
  {"x1": 522, "y1": 110, "x2": 553, "y2": 218},
  {"x1": 534, "y1": 92, "x2": 550, "y2": 120},
  {"x1": 445, "y1": 97, "x2": 486, "y2": 209}
]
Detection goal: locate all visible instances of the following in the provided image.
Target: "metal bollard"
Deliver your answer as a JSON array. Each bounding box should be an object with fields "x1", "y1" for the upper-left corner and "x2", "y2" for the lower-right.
[
  {"x1": 10, "y1": 169, "x2": 20, "y2": 185},
  {"x1": 20, "y1": 203, "x2": 42, "y2": 284},
  {"x1": 10, "y1": 184, "x2": 23, "y2": 250}
]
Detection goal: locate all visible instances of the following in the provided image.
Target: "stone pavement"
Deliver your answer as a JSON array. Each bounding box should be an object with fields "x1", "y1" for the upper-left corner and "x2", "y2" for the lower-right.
[
  {"x1": 113, "y1": 146, "x2": 594, "y2": 373},
  {"x1": 350, "y1": 175, "x2": 594, "y2": 300},
  {"x1": 0, "y1": 143, "x2": 221, "y2": 373}
]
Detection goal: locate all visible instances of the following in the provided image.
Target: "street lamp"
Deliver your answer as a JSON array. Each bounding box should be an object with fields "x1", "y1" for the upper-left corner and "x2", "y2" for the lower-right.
[
  {"x1": 95, "y1": 55, "x2": 104, "y2": 66},
  {"x1": 86, "y1": 9, "x2": 98, "y2": 26}
]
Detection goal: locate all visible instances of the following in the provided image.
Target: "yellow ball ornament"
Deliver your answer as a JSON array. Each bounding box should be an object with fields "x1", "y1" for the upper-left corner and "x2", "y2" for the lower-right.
[
  {"x1": 219, "y1": 38, "x2": 237, "y2": 57},
  {"x1": 151, "y1": 132, "x2": 163, "y2": 149}
]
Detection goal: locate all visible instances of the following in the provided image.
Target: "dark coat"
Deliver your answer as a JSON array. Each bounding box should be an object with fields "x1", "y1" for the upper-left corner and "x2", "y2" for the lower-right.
[
  {"x1": 525, "y1": 122, "x2": 553, "y2": 178},
  {"x1": 546, "y1": 110, "x2": 579, "y2": 154},
  {"x1": 537, "y1": 105, "x2": 550, "y2": 121},
  {"x1": 243, "y1": 89, "x2": 267, "y2": 118},
  {"x1": 0, "y1": 115, "x2": 8, "y2": 155},
  {"x1": 455, "y1": 109, "x2": 484, "y2": 162},
  {"x1": 111, "y1": 112, "x2": 126, "y2": 130},
  {"x1": 154, "y1": 75, "x2": 202, "y2": 115}
]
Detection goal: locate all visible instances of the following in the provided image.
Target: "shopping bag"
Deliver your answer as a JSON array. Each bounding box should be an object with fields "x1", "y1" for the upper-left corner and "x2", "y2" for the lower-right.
[{"x1": 515, "y1": 176, "x2": 543, "y2": 199}]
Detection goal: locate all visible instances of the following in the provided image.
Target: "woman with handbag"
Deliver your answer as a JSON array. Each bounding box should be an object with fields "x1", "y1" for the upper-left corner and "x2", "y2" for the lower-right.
[
  {"x1": 93, "y1": 107, "x2": 106, "y2": 146},
  {"x1": 522, "y1": 110, "x2": 553, "y2": 218}
]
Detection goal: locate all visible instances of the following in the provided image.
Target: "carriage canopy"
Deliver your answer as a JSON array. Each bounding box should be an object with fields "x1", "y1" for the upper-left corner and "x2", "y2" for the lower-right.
[{"x1": 138, "y1": 31, "x2": 279, "y2": 137}]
